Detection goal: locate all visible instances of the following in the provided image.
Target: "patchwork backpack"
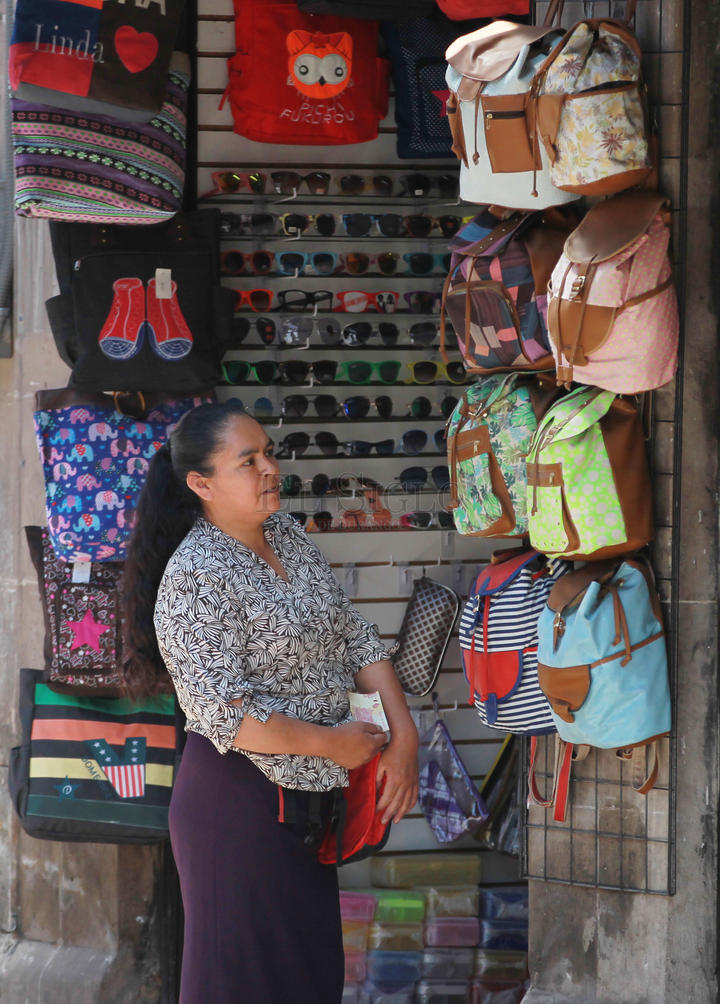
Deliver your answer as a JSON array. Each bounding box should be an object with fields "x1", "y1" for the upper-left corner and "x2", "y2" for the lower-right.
[
  {"x1": 445, "y1": 372, "x2": 561, "y2": 537},
  {"x1": 224, "y1": 0, "x2": 389, "y2": 146},
  {"x1": 34, "y1": 388, "x2": 213, "y2": 563},
  {"x1": 458, "y1": 547, "x2": 571, "y2": 734},
  {"x1": 547, "y1": 191, "x2": 679, "y2": 393},
  {"x1": 444, "y1": 16, "x2": 579, "y2": 208},
  {"x1": 525, "y1": 386, "x2": 653, "y2": 561},
  {"x1": 534, "y1": 0, "x2": 653, "y2": 197},
  {"x1": 46, "y1": 211, "x2": 234, "y2": 392},
  {"x1": 440, "y1": 207, "x2": 574, "y2": 373},
  {"x1": 530, "y1": 557, "x2": 671, "y2": 818}
]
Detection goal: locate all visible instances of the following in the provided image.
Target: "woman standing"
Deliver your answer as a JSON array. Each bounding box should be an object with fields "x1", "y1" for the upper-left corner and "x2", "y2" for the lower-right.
[{"x1": 122, "y1": 400, "x2": 418, "y2": 1004}]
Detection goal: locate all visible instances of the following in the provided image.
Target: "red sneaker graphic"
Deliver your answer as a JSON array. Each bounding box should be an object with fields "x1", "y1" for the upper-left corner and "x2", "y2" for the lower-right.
[
  {"x1": 98, "y1": 278, "x2": 145, "y2": 360},
  {"x1": 146, "y1": 277, "x2": 194, "y2": 360}
]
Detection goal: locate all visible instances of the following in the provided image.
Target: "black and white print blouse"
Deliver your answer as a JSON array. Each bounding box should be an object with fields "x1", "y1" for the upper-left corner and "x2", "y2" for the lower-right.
[{"x1": 154, "y1": 512, "x2": 391, "y2": 791}]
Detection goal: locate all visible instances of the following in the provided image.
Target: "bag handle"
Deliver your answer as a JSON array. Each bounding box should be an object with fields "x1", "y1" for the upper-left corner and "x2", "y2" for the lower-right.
[{"x1": 529, "y1": 736, "x2": 590, "y2": 822}]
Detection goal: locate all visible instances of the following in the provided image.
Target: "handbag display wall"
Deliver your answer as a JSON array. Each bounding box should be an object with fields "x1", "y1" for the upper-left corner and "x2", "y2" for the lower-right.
[
  {"x1": 9, "y1": 668, "x2": 180, "y2": 843},
  {"x1": 9, "y1": 0, "x2": 187, "y2": 121},
  {"x1": 225, "y1": 0, "x2": 389, "y2": 146},
  {"x1": 46, "y1": 211, "x2": 234, "y2": 391},
  {"x1": 13, "y1": 55, "x2": 190, "y2": 225},
  {"x1": 34, "y1": 389, "x2": 213, "y2": 563},
  {"x1": 26, "y1": 526, "x2": 125, "y2": 695}
]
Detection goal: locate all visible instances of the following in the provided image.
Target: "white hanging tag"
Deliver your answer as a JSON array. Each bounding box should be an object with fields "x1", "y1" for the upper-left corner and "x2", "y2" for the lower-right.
[
  {"x1": 155, "y1": 268, "x2": 172, "y2": 299},
  {"x1": 71, "y1": 561, "x2": 92, "y2": 584}
]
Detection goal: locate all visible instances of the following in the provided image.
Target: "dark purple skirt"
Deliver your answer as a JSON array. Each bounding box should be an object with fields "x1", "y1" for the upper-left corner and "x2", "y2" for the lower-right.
[{"x1": 169, "y1": 732, "x2": 344, "y2": 1004}]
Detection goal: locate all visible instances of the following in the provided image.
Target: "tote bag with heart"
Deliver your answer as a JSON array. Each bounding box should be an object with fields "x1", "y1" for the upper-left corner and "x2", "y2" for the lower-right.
[{"x1": 9, "y1": 0, "x2": 187, "y2": 121}]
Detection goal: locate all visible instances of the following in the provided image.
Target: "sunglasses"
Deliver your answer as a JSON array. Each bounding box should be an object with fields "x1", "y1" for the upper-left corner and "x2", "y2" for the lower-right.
[
  {"x1": 340, "y1": 252, "x2": 402, "y2": 277},
  {"x1": 334, "y1": 321, "x2": 400, "y2": 347},
  {"x1": 282, "y1": 474, "x2": 334, "y2": 497},
  {"x1": 403, "y1": 252, "x2": 452, "y2": 276},
  {"x1": 341, "y1": 214, "x2": 462, "y2": 238},
  {"x1": 277, "y1": 289, "x2": 333, "y2": 312},
  {"x1": 336, "y1": 360, "x2": 402, "y2": 385},
  {"x1": 233, "y1": 289, "x2": 274, "y2": 313},
  {"x1": 342, "y1": 394, "x2": 394, "y2": 420},
  {"x1": 271, "y1": 171, "x2": 332, "y2": 195},
  {"x1": 277, "y1": 432, "x2": 395, "y2": 458},
  {"x1": 334, "y1": 290, "x2": 399, "y2": 314},
  {"x1": 398, "y1": 428, "x2": 447, "y2": 456},
  {"x1": 276, "y1": 251, "x2": 339, "y2": 276},
  {"x1": 399, "y1": 173, "x2": 459, "y2": 199},
  {"x1": 229, "y1": 316, "x2": 277, "y2": 346},
  {"x1": 222, "y1": 359, "x2": 340, "y2": 385},
  {"x1": 220, "y1": 212, "x2": 275, "y2": 236},
  {"x1": 407, "y1": 395, "x2": 458, "y2": 419},
  {"x1": 408, "y1": 321, "x2": 439, "y2": 346},
  {"x1": 280, "y1": 394, "x2": 341, "y2": 419},
  {"x1": 252, "y1": 396, "x2": 275, "y2": 418},
  {"x1": 400, "y1": 510, "x2": 455, "y2": 529},
  {"x1": 399, "y1": 466, "x2": 451, "y2": 492},
  {"x1": 338, "y1": 174, "x2": 394, "y2": 197},
  {"x1": 280, "y1": 316, "x2": 341, "y2": 346},
  {"x1": 203, "y1": 170, "x2": 267, "y2": 197},
  {"x1": 406, "y1": 360, "x2": 467, "y2": 385},
  {"x1": 403, "y1": 291, "x2": 442, "y2": 314},
  {"x1": 220, "y1": 250, "x2": 275, "y2": 276},
  {"x1": 279, "y1": 213, "x2": 336, "y2": 237},
  {"x1": 289, "y1": 510, "x2": 334, "y2": 531}
]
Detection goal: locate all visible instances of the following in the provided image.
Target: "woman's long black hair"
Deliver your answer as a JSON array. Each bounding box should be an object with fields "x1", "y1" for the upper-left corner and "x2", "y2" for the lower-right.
[{"x1": 122, "y1": 399, "x2": 248, "y2": 698}]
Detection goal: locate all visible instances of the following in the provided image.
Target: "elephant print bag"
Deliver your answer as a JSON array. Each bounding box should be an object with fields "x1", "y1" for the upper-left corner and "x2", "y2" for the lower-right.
[{"x1": 34, "y1": 389, "x2": 213, "y2": 563}]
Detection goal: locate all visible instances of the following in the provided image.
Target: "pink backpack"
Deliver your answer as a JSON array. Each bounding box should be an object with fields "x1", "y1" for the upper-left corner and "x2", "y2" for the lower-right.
[{"x1": 547, "y1": 192, "x2": 679, "y2": 393}]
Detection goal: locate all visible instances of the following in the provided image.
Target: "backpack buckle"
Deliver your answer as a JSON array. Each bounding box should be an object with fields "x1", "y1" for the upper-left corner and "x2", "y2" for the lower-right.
[{"x1": 570, "y1": 275, "x2": 585, "y2": 298}]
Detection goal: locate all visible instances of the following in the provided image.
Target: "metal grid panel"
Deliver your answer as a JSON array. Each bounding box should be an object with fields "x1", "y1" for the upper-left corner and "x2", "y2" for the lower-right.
[{"x1": 522, "y1": 0, "x2": 689, "y2": 895}]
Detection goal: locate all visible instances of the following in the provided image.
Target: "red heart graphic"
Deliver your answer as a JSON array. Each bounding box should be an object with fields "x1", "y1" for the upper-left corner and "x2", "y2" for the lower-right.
[{"x1": 114, "y1": 26, "x2": 159, "y2": 74}]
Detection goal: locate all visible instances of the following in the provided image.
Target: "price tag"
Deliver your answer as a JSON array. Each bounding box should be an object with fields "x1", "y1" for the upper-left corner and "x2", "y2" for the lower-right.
[
  {"x1": 71, "y1": 561, "x2": 92, "y2": 584},
  {"x1": 155, "y1": 268, "x2": 172, "y2": 300}
]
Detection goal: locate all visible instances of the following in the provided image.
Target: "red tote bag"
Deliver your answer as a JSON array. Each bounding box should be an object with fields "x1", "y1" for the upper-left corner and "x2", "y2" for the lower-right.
[
  {"x1": 437, "y1": 1, "x2": 529, "y2": 16},
  {"x1": 225, "y1": 0, "x2": 389, "y2": 145}
]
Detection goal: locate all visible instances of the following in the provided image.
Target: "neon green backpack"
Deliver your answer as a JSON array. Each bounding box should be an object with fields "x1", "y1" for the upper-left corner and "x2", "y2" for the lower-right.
[
  {"x1": 446, "y1": 373, "x2": 555, "y2": 537},
  {"x1": 525, "y1": 386, "x2": 653, "y2": 560}
]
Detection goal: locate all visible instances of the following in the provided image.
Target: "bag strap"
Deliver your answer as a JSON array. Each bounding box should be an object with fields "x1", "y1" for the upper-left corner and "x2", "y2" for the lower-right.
[
  {"x1": 617, "y1": 741, "x2": 660, "y2": 795},
  {"x1": 529, "y1": 736, "x2": 591, "y2": 822}
]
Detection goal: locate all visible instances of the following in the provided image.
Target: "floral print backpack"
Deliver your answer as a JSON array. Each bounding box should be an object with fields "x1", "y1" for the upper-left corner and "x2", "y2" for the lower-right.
[{"x1": 445, "y1": 372, "x2": 560, "y2": 537}]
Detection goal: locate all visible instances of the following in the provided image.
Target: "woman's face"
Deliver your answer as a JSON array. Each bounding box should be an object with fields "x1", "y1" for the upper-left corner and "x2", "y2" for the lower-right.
[{"x1": 188, "y1": 414, "x2": 281, "y2": 525}]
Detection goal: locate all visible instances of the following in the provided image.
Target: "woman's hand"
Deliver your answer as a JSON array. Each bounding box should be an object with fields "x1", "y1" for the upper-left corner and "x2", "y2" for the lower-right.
[
  {"x1": 327, "y1": 721, "x2": 387, "y2": 770},
  {"x1": 376, "y1": 724, "x2": 419, "y2": 825}
]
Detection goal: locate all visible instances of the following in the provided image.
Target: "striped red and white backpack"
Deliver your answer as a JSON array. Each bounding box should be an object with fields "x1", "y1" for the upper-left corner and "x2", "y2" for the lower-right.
[{"x1": 459, "y1": 547, "x2": 570, "y2": 735}]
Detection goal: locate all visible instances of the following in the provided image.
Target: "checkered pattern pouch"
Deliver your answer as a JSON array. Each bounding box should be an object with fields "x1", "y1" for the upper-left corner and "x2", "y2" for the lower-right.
[{"x1": 391, "y1": 576, "x2": 460, "y2": 697}]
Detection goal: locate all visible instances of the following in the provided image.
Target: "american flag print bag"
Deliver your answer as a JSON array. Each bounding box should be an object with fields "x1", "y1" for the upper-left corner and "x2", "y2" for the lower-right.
[{"x1": 9, "y1": 669, "x2": 181, "y2": 843}]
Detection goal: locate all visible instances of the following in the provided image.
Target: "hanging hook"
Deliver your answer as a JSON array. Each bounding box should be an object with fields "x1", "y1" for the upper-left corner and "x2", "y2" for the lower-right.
[
  {"x1": 270, "y1": 416, "x2": 284, "y2": 430},
  {"x1": 275, "y1": 189, "x2": 298, "y2": 205},
  {"x1": 296, "y1": 339, "x2": 311, "y2": 351},
  {"x1": 387, "y1": 553, "x2": 394, "y2": 567}
]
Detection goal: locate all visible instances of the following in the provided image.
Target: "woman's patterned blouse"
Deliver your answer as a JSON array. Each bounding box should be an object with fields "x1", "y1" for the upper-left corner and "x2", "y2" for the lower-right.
[{"x1": 154, "y1": 513, "x2": 391, "y2": 791}]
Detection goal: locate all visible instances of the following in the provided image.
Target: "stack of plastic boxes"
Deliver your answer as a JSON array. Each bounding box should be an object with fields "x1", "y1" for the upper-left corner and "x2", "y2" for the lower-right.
[{"x1": 341, "y1": 855, "x2": 529, "y2": 1004}]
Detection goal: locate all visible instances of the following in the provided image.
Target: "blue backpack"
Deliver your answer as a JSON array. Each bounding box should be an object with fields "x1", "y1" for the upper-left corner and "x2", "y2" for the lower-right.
[{"x1": 534, "y1": 558, "x2": 670, "y2": 811}]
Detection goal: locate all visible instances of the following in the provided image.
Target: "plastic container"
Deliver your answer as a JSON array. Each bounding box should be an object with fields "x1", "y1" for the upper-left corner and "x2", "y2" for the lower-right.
[
  {"x1": 421, "y1": 885, "x2": 480, "y2": 919},
  {"x1": 371, "y1": 854, "x2": 482, "y2": 889},
  {"x1": 477, "y1": 886, "x2": 529, "y2": 923},
  {"x1": 343, "y1": 920, "x2": 370, "y2": 952},
  {"x1": 368, "y1": 889, "x2": 426, "y2": 923},
  {"x1": 478, "y1": 919, "x2": 528, "y2": 952},
  {"x1": 366, "y1": 950, "x2": 423, "y2": 985},
  {"x1": 424, "y1": 917, "x2": 480, "y2": 948},
  {"x1": 421, "y1": 948, "x2": 475, "y2": 980},
  {"x1": 368, "y1": 922, "x2": 424, "y2": 952},
  {"x1": 470, "y1": 978, "x2": 529, "y2": 1004},
  {"x1": 341, "y1": 891, "x2": 377, "y2": 923},
  {"x1": 345, "y1": 950, "x2": 368, "y2": 983},
  {"x1": 343, "y1": 984, "x2": 362, "y2": 1004},
  {"x1": 360, "y1": 979, "x2": 416, "y2": 1004},
  {"x1": 473, "y1": 950, "x2": 528, "y2": 982},
  {"x1": 415, "y1": 980, "x2": 471, "y2": 1003}
]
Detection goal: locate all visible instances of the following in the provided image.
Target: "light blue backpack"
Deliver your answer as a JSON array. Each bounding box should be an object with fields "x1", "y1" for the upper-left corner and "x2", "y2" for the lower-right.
[{"x1": 534, "y1": 557, "x2": 670, "y2": 807}]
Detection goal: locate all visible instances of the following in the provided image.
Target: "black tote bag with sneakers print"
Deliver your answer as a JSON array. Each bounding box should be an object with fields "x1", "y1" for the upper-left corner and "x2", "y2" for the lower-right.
[{"x1": 46, "y1": 211, "x2": 235, "y2": 393}]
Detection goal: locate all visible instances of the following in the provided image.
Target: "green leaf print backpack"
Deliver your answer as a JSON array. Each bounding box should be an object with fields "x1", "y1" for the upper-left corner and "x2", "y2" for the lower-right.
[
  {"x1": 446, "y1": 372, "x2": 559, "y2": 537},
  {"x1": 525, "y1": 386, "x2": 653, "y2": 560}
]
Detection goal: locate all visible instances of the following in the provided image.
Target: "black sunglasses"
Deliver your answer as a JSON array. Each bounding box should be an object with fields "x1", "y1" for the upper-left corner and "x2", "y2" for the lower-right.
[
  {"x1": 271, "y1": 171, "x2": 332, "y2": 195},
  {"x1": 399, "y1": 466, "x2": 451, "y2": 491},
  {"x1": 277, "y1": 289, "x2": 333, "y2": 312}
]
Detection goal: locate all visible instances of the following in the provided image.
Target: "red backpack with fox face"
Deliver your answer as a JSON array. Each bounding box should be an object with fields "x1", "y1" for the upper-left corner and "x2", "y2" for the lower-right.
[{"x1": 224, "y1": 0, "x2": 389, "y2": 145}]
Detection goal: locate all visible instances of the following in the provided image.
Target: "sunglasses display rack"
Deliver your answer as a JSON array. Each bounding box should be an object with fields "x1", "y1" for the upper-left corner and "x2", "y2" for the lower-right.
[{"x1": 201, "y1": 163, "x2": 471, "y2": 534}]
